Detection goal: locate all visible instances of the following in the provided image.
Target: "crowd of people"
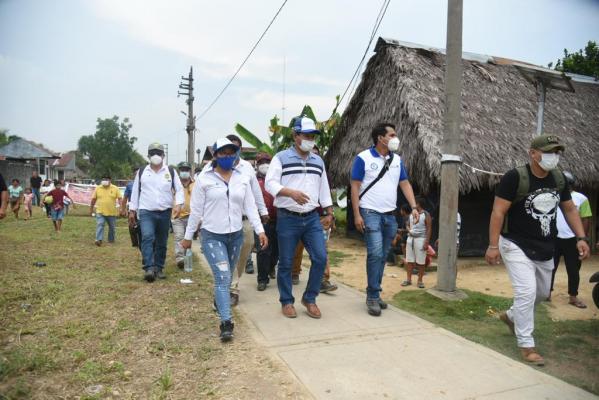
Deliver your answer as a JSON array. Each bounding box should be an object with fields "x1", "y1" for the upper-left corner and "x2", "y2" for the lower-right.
[{"x1": 0, "y1": 121, "x2": 595, "y2": 363}]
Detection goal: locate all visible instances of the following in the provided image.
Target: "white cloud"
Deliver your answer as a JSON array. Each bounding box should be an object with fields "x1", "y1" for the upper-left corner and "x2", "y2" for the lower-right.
[{"x1": 238, "y1": 89, "x2": 339, "y2": 121}]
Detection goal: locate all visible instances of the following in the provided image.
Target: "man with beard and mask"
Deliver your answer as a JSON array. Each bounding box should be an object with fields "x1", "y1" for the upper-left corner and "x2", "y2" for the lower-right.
[
  {"x1": 486, "y1": 134, "x2": 590, "y2": 366},
  {"x1": 129, "y1": 143, "x2": 184, "y2": 282},
  {"x1": 265, "y1": 116, "x2": 333, "y2": 319},
  {"x1": 172, "y1": 161, "x2": 195, "y2": 269},
  {"x1": 90, "y1": 175, "x2": 122, "y2": 246},
  {"x1": 350, "y1": 122, "x2": 419, "y2": 317}
]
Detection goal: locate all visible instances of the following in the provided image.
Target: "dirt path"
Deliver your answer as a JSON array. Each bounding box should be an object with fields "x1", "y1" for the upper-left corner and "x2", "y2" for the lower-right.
[{"x1": 324, "y1": 236, "x2": 599, "y2": 321}]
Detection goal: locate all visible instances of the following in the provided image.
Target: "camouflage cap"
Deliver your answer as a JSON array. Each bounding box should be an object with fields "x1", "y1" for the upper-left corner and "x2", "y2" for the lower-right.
[
  {"x1": 530, "y1": 134, "x2": 565, "y2": 152},
  {"x1": 148, "y1": 142, "x2": 165, "y2": 152}
]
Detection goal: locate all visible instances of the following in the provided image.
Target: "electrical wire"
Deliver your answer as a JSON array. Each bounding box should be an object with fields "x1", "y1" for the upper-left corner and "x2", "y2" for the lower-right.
[
  {"x1": 337, "y1": 0, "x2": 391, "y2": 109},
  {"x1": 198, "y1": 0, "x2": 289, "y2": 119}
]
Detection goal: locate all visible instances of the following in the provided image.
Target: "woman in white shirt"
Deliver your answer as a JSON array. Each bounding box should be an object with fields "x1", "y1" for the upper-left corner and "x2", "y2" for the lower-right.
[{"x1": 182, "y1": 138, "x2": 267, "y2": 342}]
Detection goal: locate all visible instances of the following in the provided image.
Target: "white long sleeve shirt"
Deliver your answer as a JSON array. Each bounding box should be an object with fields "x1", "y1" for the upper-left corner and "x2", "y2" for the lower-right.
[
  {"x1": 202, "y1": 158, "x2": 268, "y2": 216},
  {"x1": 129, "y1": 164, "x2": 184, "y2": 212},
  {"x1": 184, "y1": 167, "x2": 264, "y2": 239},
  {"x1": 265, "y1": 146, "x2": 333, "y2": 213}
]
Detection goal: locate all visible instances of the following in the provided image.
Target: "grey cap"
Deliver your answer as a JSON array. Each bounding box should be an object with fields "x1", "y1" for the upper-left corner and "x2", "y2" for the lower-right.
[{"x1": 148, "y1": 142, "x2": 165, "y2": 152}]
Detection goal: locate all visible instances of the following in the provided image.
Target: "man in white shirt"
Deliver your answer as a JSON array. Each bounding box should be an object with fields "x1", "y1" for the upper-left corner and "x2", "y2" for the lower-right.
[
  {"x1": 550, "y1": 171, "x2": 592, "y2": 308},
  {"x1": 129, "y1": 143, "x2": 184, "y2": 282},
  {"x1": 265, "y1": 116, "x2": 334, "y2": 319},
  {"x1": 350, "y1": 122, "x2": 419, "y2": 317}
]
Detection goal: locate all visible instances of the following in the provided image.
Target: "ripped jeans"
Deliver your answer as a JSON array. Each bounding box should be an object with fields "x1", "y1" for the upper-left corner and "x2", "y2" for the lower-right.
[{"x1": 200, "y1": 229, "x2": 244, "y2": 322}]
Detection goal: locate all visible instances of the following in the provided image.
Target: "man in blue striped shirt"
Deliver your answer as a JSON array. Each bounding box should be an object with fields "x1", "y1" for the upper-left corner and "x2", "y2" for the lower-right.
[{"x1": 265, "y1": 116, "x2": 334, "y2": 319}]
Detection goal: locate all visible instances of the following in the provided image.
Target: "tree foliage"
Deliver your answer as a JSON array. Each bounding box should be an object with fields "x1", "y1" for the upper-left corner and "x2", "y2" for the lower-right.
[
  {"x1": 235, "y1": 96, "x2": 342, "y2": 156},
  {"x1": 550, "y1": 40, "x2": 599, "y2": 78},
  {"x1": 0, "y1": 129, "x2": 21, "y2": 147},
  {"x1": 77, "y1": 116, "x2": 145, "y2": 179}
]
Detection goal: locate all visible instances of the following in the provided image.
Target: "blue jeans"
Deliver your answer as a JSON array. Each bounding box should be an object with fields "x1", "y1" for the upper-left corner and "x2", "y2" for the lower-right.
[
  {"x1": 277, "y1": 210, "x2": 327, "y2": 305},
  {"x1": 201, "y1": 229, "x2": 244, "y2": 322},
  {"x1": 50, "y1": 207, "x2": 65, "y2": 221},
  {"x1": 361, "y1": 208, "x2": 398, "y2": 300},
  {"x1": 138, "y1": 209, "x2": 171, "y2": 271},
  {"x1": 96, "y1": 214, "x2": 116, "y2": 242},
  {"x1": 32, "y1": 188, "x2": 40, "y2": 206}
]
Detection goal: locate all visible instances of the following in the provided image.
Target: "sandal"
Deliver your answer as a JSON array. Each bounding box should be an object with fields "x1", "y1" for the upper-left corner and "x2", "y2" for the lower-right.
[
  {"x1": 569, "y1": 299, "x2": 587, "y2": 309},
  {"x1": 417, "y1": 282, "x2": 425, "y2": 289},
  {"x1": 401, "y1": 280, "x2": 412, "y2": 286}
]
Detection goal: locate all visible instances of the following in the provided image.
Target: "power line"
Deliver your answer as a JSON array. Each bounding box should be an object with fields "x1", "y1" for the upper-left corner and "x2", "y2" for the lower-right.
[
  {"x1": 198, "y1": 0, "x2": 289, "y2": 120},
  {"x1": 337, "y1": 0, "x2": 391, "y2": 109}
]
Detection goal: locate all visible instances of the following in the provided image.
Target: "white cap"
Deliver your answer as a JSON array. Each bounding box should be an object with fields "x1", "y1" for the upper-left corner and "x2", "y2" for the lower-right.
[{"x1": 212, "y1": 138, "x2": 240, "y2": 153}]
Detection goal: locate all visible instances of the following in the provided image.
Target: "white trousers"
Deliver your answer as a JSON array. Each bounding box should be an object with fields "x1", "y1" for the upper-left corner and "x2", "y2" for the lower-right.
[
  {"x1": 230, "y1": 219, "x2": 254, "y2": 295},
  {"x1": 172, "y1": 217, "x2": 189, "y2": 262},
  {"x1": 406, "y1": 236, "x2": 426, "y2": 265},
  {"x1": 499, "y1": 236, "x2": 553, "y2": 348}
]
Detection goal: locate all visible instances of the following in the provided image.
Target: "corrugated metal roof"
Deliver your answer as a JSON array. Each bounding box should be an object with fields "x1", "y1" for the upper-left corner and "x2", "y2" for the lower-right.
[{"x1": 0, "y1": 138, "x2": 60, "y2": 159}]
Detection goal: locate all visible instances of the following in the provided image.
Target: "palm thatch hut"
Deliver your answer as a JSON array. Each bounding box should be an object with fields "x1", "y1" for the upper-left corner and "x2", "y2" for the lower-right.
[{"x1": 325, "y1": 38, "x2": 599, "y2": 255}]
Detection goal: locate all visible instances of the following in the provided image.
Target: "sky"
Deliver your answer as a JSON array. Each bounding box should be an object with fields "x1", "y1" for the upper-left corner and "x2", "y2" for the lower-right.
[{"x1": 1, "y1": 0, "x2": 598, "y2": 166}]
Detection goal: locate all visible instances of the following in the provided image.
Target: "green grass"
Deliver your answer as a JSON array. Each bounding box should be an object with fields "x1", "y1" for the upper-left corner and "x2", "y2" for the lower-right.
[
  {"x1": 328, "y1": 250, "x2": 349, "y2": 268},
  {"x1": 0, "y1": 207, "x2": 229, "y2": 398},
  {"x1": 333, "y1": 207, "x2": 347, "y2": 230},
  {"x1": 393, "y1": 289, "x2": 599, "y2": 395}
]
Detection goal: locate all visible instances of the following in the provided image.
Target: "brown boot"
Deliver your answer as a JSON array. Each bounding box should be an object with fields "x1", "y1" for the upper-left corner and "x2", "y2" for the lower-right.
[
  {"x1": 520, "y1": 348, "x2": 545, "y2": 366},
  {"x1": 281, "y1": 304, "x2": 297, "y2": 318},
  {"x1": 499, "y1": 312, "x2": 515, "y2": 335}
]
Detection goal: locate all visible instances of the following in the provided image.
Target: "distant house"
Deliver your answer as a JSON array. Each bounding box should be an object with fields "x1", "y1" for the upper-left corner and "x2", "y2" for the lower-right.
[
  {"x1": 325, "y1": 38, "x2": 599, "y2": 255},
  {"x1": 0, "y1": 138, "x2": 60, "y2": 186},
  {"x1": 49, "y1": 151, "x2": 87, "y2": 181}
]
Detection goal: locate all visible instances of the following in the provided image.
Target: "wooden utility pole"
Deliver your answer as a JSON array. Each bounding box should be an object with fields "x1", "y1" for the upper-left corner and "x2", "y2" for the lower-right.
[
  {"x1": 432, "y1": 0, "x2": 466, "y2": 299},
  {"x1": 178, "y1": 67, "x2": 195, "y2": 166}
]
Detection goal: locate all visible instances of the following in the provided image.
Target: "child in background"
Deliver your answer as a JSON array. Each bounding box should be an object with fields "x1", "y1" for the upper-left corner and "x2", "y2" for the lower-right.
[
  {"x1": 23, "y1": 187, "x2": 34, "y2": 220},
  {"x1": 48, "y1": 180, "x2": 75, "y2": 232},
  {"x1": 401, "y1": 197, "x2": 432, "y2": 289},
  {"x1": 8, "y1": 179, "x2": 23, "y2": 220}
]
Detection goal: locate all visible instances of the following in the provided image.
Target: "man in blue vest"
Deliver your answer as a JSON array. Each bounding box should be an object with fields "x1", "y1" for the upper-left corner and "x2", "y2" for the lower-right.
[
  {"x1": 265, "y1": 116, "x2": 333, "y2": 319},
  {"x1": 350, "y1": 122, "x2": 419, "y2": 317}
]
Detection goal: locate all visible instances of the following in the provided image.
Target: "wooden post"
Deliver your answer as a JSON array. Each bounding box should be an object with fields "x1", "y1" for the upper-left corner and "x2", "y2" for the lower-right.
[{"x1": 431, "y1": 0, "x2": 466, "y2": 299}]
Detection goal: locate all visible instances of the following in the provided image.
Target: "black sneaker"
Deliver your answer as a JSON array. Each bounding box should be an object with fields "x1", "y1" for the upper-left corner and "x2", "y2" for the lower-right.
[
  {"x1": 366, "y1": 299, "x2": 381, "y2": 316},
  {"x1": 257, "y1": 282, "x2": 267, "y2": 291},
  {"x1": 144, "y1": 268, "x2": 156, "y2": 283},
  {"x1": 230, "y1": 293, "x2": 239, "y2": 307},
  {"x1": 219, "y1": 320, "x2": 234, "y2": 342},
  {"x1": 320, "y1": 280, "x2": 338, "y2": 293},
  {"x1": 156, "y1": 270, "x2": 166, "y2": 279},
  {"x1": 245, "y1": 260, "x2": 254, "y2": 274},
  {"x1": 378, "y1": 299, "x2": 388, "y2": 309}
]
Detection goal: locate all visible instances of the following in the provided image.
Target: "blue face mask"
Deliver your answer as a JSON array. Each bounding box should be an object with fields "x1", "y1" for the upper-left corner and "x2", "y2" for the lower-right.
[{"x1": 216, "y1": 155, "x2": 236, "y2": 170}]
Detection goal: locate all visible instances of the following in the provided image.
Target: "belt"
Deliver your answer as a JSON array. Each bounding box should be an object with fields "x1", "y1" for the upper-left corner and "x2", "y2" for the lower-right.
[
  {"x1": 362, "y1": 208, "x2": 396, "y2": 216},
  {"x1": 278, "y1": 208, "x2": 316, "y2": 218}
]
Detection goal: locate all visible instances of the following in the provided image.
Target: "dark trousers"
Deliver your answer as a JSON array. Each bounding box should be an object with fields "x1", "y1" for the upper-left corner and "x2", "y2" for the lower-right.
[
  {"x1": 551, "y1": 237, "x2": 581, "y2": 296},
  {"x1": 255, "y1": 221, "x2": 278, "y2": 284}
]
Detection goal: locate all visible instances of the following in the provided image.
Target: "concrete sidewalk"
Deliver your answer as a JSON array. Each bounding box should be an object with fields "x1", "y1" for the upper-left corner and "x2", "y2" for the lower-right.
[{"x1": 233, "y1": 271, "x2": 597, "y2": 400}]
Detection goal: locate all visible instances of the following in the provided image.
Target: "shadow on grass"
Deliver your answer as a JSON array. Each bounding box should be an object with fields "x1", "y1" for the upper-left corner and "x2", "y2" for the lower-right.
[{"x1": 392, "y1": 289, "x2": 599, "y2": 395}]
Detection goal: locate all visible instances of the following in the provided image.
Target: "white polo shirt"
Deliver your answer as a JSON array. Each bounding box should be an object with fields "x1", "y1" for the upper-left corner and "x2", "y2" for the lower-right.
[
  {"x1": 265, "y1": 146, "x2": 333, "y2": 213},
  {"x1": 351, "y1": 146, "x2": 408, "y2": 213},
  {"x1": 129, "y1": 164, "x2": 184, "y2": 212},
  {"x1": 184, "y1": 167, "x2": 264, "y2": 239},
  {"x1": 556, "y1": 191, "x2": 592, "y2": 239}
]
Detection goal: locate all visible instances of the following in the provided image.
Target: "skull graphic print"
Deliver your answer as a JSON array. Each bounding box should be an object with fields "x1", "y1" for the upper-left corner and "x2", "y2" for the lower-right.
[{"x1": 524, "y1": 189, "x2": 560, "y2": 237}]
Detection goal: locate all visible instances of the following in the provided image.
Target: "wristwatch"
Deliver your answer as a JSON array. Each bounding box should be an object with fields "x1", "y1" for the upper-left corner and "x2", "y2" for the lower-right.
[{"x1": 576, "y1": 236, "x2": 589, "y2": 243}]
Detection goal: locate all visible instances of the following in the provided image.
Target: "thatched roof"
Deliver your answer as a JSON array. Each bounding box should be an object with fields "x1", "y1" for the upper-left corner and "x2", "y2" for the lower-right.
[{"x1": 325, "y1": 38, "x2": 599, "y2": 193}]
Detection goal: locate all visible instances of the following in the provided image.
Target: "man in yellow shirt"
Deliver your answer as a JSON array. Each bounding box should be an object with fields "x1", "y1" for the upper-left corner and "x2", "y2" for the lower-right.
[
  {"x1": 90, "y1": 175, "x2": 122, "y2": 246},
  {"x1": 172, "y1": 162, "x2": 195, "y2": 268}
]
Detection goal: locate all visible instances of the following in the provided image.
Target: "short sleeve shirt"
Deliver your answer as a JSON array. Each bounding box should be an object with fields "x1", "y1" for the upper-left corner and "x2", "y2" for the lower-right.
[
  {"x1": 556, "y1": 191, "x2": 592, "y2": 238},
  {"x1": 92, "y1": 184, "x2": 122, "y2": 216},
  {"x1": 496, "y1": 165, "x2": 571, "y2": 261},
  {"x1": 8, "y1": 185, "x2": 23, "y2": 200}
]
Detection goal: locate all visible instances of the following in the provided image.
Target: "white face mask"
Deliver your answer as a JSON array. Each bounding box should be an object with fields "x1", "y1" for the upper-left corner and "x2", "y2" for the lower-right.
[
  {"x1": 150, "y1": 154, "x2": 163, "y2": 165},
  {"x1": 257, "y1": 164, "x2": 270, "y2": 175},
  {"x1": 538, "y1": 153, "x2": 560, "y2": 171},
  {"x1": 387, "y1": 137, "x2": 400, "y2": 152},
  {"x1": 299, "y1": 139, "x2": 316, "y2": 153},
  {"x1": 101, "y1": 180, "x2": 109, "y2": 186},
  {"x1": 179, "y1": 171, "x2": 190, "y2": 179}
]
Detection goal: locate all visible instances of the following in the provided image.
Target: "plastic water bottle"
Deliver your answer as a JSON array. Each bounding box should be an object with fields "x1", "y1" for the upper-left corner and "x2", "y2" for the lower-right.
[{"x1": 184, "y1": 248, "x2": 193, "y2": 272}]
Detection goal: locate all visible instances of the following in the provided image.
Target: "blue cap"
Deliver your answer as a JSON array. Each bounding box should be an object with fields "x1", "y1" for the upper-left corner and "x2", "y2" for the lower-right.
[{"x1": 293, "y1": 116, "x2": 320, "y2": 134}]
